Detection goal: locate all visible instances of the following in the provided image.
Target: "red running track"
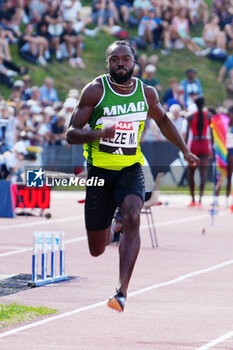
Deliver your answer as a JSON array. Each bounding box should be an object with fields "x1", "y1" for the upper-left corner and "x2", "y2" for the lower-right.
[{"x1": 0, "y1": 192, "x2": 233, "y2": 350}]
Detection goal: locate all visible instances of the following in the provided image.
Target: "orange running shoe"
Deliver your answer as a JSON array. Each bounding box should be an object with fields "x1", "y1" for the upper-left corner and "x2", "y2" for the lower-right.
[
  {"x1": 188, "y1": 201, "x2": 196, "y2": 207},
  {"x1": 107, "y1": 290, "x2": 125, "y2": 312}
]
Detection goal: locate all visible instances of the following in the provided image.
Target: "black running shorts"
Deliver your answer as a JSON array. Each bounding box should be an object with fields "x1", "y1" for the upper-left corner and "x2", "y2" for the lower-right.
[{"x1": 85, "y1": 163, "x2": 145, "y2": 231}]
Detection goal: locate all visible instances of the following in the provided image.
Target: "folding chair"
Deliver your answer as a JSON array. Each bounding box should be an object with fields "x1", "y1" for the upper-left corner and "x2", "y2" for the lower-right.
[{"x1": 141, "y1": 172, "x2": 164, "y2": 248}]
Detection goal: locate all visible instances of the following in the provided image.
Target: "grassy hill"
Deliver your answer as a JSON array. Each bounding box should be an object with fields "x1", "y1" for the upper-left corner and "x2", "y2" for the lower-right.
[{"x1": 1, "y1": 0, "x2": 226, "y2": 107}]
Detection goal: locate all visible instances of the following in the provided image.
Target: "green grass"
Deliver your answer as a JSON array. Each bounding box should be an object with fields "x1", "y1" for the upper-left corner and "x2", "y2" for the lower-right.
[
  {"x1": 0, "y1": 303, "x2": 57, "y2": 329},
  {"x1": 0, "y1": 0, "x2": 225, "y2": 106}
]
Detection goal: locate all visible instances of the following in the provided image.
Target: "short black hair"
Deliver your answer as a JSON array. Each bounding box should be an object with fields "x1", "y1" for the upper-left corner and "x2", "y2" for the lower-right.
[{"x1": 106, "y1": 41, "x2": 136, "y2": 59}]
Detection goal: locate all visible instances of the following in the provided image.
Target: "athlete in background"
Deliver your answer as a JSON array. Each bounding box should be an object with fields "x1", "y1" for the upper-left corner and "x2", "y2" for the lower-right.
[{"x1": 186, "y1": 97, "x2": 211, "y2": 206}]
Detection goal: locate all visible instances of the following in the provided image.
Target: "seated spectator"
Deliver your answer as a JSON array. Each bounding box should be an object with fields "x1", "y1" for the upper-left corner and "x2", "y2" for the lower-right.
[
  {"x1": 36, "y1": 21, "x2": 53, "y2": 61},
  {"x1": 62, "y1": 0, "x2": 82, "y2": 23},
  {"x1": 138, "y1": 8, "x2": 170, "y2": 50},
  {"x1": 223, "y1": 68, "x2": 233, "y2": 109},
  {"x1": 170, "y1": 7, "x2": 202, "y2": 54},
  {"x1": 162, "y1": 77, "x2": 185, "y2": 109},
  {"x1": 42, "y1": 0, "x2": 63, "y2": 61},
  {"x1": 0, "y1": 54, "x2": 17, "y2": 88},
  {"x1": 187, "y1": 0, "x2": 208, "y2": 27},
  {"x1": 180, "y1": 68, "x2": 203, "y2": 108},
  {"x1": 218, "y1": 54, "x2": 233, "y2": 82},
  {"x1": 48, "y1": 114, "x2": 66, "y2": 145},
  {"x1": 61, "y1": 21, "x2": 85, "y2": 68},
  {"x1": 202, "y1": 15, "x2": 226, "y2": 51},
  {"x1": 142, "y1": 64, "x2": 162, "y2": 92},
  {"x1": 132, "y1": 0, "x2": 151, "y2": 19},
  {"x1": 92, "y1": 0, "x2": 115, "y2": 28},
  {"x1": 29, "y1": 0, "x2": 47, "y2": 24},
  {"x1": 61, "y1": 0, "x2": 99, "y2": 38},
  {"x1": 224, "y1": 17, "x2": 233, "y2": 49},
  {"x1": 0, "y1": 28, "x2": 28, "y2": 75},
  {"x1": 18, "y1": 23, "x2": 49, "y2": 66},
  {"x1": 114, "y1": 0, "x2": 133, "y2": 26},
  {"x1": 40, "y1": 77, "x2": 59, "y2": 106},
  {"x1": 0, "y1": 0, "x2": 24, "y2": 37}
]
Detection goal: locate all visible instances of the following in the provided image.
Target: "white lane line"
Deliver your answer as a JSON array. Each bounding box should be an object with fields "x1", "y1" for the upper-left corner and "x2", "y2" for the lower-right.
[
  {"x1": 1, "y1": 257, "x2": 233, "y2": 339},
  {"x1": 141, "y1": 210, "x2": 228, "y2": 229},
  {"x1": 0, "y1": 211, "x2": 229, "y2": 257},
  {"x1": 0, "y1": 237, "x2": 87, "y2": 257},
  {"x1": 196, "y1": 331, "x2": 233, "y2": 349},
  {"x1": 0, "y1": 215, "x2": 83, "y2": 231}
]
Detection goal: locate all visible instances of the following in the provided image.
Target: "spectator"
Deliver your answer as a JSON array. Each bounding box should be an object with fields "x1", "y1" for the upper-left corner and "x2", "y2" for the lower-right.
[
  {"x1": 142, "y1": 64, "x2": 162, "y2": 92},
  {"x1": 92, "y1": 0, "x2": 115, "y2": 28},
  {"x1": 61, "y1": 21, "x2": 85, "y2": 68},
  {"x1": 18, "y1": 23, "x2": 49, "y2": 65},
  {"x1": 218, "y1": 54, "x2": 233, "y2": 82},
  {"x1": 132, "y1": 0, "x2": 151, "y2": 19},
  {"x1": 29, "y1": 85, "x2": 41, "y2": 105},
  {"x1": 42, "y1": 0, "x2": 63, "y2": 61},
  {"x1": 36, "y1": 21, "x2": 53, "y2": 61},
  {"x1": 114, "y1": 0, "x2": 133, "y2": 26},
  {"x1": 29, "y1": 0, "x2": 47, "y2": 24},
  {"x1": 21, "y1": 74, "x2": 32, "y2": 101},
  {"x1": 62, "y1": 0, "x2": 82, "y2": 23},
  {"x1": 171, "y1": 7, "x2": 202, "y2": 54},
  {"x1": 180, "y1": 68, "x2": 203, "y2": 107},
  {"x1": 0, "y1": 0, "x2": 24, "y2": 37},
  {"x1": 224, "y1": 17, "x2": 233, "y2": 49},
  {"x1": 162, "y1": 77, "x2": 185, "y2": 109},
  {"x1": 187, "y1": 0, "x2": 208, "y2": 27},
  {"x1": 200, "y1": 15, "x2": 226, "y2": 52},
  {"x1": 61, "y1": 0, "x2": 99, "y2": 38},
  {"x1": 0, "y1": 103, "x2": 17, "y2": 151},
  {"x1": 168, "y1": 103, "x2": 188, "y2": 139},
  {"x1": 62, "y1": 96, "x2": 78, "y2": 126},
  {"x1": 48, "y1": 114, "x2": 66, "y2": 145},
  {"x1": 0, "y1": 54, "x2": 16, "y2": 88},
  {"x1": 0, "y1": 28, "x2": 29, "y2": 75},
  {"x1": 8, "y1": 81, "x2": 24, "y2": 108},
  {"x1": 138, "y1": 7, "x2": 170, "y2": 50},
  {"x1": 40, "y1": 77, "x2": 59, "y2": 106},
  {"x1": 223, "y1": 68, "x2": 233, "y2": 109}
]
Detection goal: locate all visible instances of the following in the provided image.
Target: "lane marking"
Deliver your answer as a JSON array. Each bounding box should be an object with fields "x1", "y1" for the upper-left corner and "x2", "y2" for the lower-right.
[
  {"x1": 0, "y1": 211, "x2": 229, "y2": 258},
  {"x1": 196, "y1": 331, "x2": 233, "y2": 349},
  {"x1": 0, "y1": 237, "x2": 87, "y2": 257},
  {"x1": 0, "y1": 215, "x2": 84, "y2": 231},
  {"x1": 1, "y1": 257, "x2": 233, "y2": 339}
]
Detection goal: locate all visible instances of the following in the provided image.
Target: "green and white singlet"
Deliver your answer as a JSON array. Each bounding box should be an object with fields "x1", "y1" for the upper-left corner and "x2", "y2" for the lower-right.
[{"x1": 83, "y1": 74, "x2": 149, "y2": 171}]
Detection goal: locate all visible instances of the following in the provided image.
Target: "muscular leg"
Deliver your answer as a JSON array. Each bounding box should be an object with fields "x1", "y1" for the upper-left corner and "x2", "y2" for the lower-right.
[
  {"x1": 86, "y1": 227, "x2": 111, "y2": 257},
  {"x1": 199, "y1": 155, "x2": 209, "y2": 203},
  {"x1": 118, "y1": 194, "x2": 143, "y2": 297},
  {"x1": 188, "y1": 165, "x2": 196, "y2": 202}
]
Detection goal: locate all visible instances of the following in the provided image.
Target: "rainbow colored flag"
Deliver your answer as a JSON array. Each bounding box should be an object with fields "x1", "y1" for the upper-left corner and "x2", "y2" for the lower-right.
[{"x1": 211, "y1": 113, "x2": 229, "y2": 181}]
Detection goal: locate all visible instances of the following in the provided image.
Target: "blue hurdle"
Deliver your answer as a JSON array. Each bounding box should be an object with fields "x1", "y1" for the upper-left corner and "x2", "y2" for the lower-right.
[{"x1": 28, "y1": 231, "x2": 69, "y2": 287}]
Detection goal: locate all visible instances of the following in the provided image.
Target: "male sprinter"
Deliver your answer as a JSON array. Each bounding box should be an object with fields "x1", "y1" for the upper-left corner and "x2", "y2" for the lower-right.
[{"x1": 66, "y1": 41, "x2": 199, "y2": 312}]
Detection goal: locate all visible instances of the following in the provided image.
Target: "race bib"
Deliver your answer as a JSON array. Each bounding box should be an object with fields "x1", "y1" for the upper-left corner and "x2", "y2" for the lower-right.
[{"x1": 99, "y1": 119, "x2": 139, "y2": 155}]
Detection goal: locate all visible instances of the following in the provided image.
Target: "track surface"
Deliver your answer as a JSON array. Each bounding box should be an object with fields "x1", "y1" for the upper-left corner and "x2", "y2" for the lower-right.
[{"x1": 0, "y1": 192, "x2": 232, "y2": 350}]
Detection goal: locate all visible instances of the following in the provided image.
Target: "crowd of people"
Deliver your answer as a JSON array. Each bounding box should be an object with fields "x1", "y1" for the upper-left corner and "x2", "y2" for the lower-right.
[{"x1": 0, "y1": 0, "x2": 233, "y2": 205}]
